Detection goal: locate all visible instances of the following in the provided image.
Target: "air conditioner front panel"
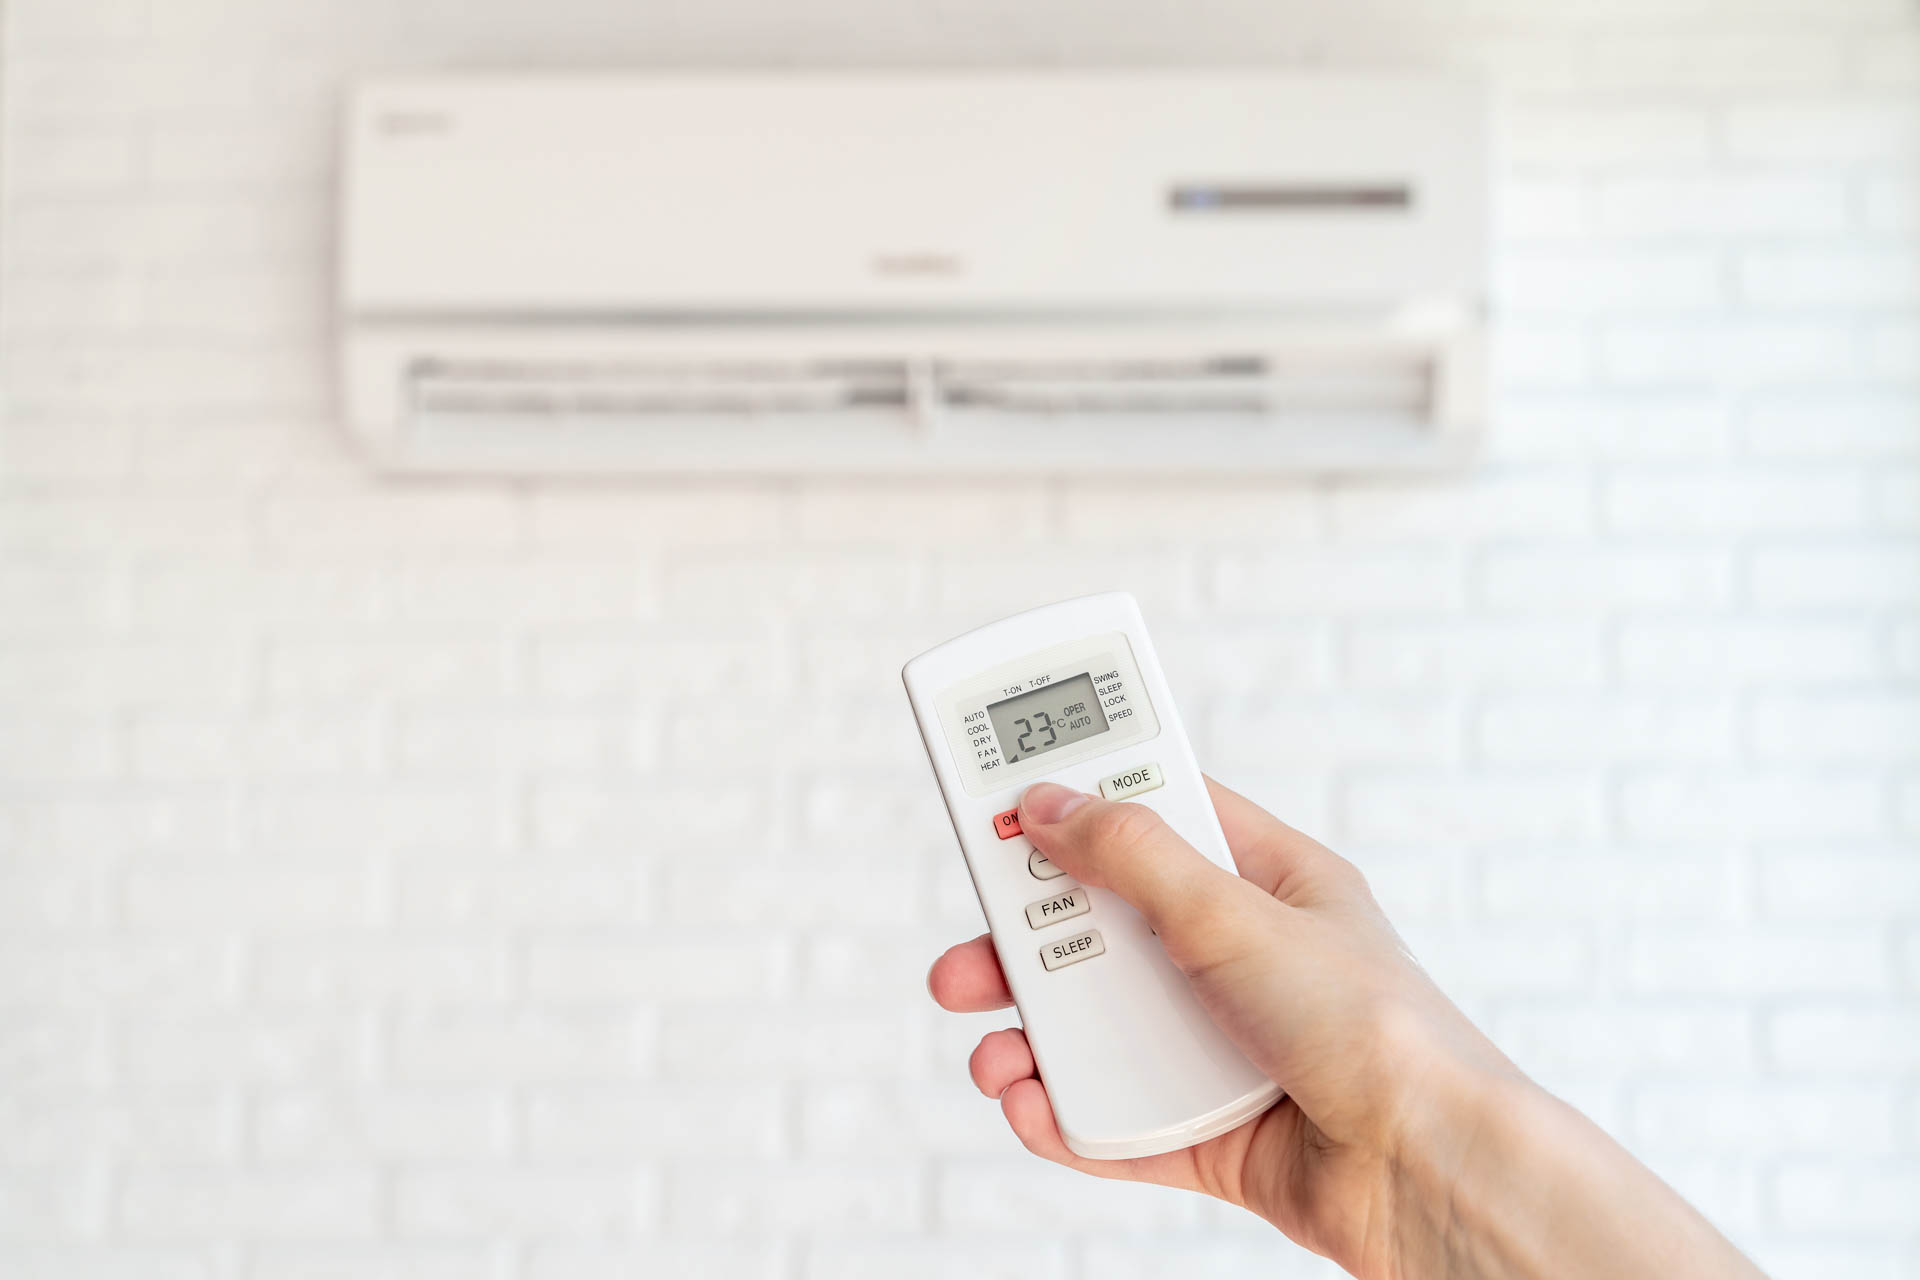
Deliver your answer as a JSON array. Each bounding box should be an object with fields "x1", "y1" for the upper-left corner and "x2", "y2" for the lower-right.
[
  {"x1": 344, "y1": 73, "x2": 1486, "y2": 313},
  {"x1": 337, "y1": 72, "x2": 1489, "y2": 474}
]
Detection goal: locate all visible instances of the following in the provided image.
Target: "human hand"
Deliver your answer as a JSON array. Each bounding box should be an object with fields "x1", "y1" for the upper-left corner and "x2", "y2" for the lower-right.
[{"x1": 927, "y1": 778, "x2": 1765, "y2": 1280}]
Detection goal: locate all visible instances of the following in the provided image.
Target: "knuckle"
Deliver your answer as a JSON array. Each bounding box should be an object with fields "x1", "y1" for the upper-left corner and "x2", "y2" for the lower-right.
[
  {"x1": 1320, "y1": 850, "x2": 1381, "y2": 908},
  {"x1": 1330, "y1": 852, "x2": 1371, "y2": 895}
]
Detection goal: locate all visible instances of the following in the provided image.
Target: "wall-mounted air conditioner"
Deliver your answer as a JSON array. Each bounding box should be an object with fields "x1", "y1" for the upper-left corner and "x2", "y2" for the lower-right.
[{"x1": 338, "y1": 72, "x2": 1488, "y2": 474}]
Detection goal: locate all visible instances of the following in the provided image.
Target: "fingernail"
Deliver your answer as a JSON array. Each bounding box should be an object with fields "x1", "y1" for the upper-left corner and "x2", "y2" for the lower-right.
[{"x1": 1021, "y1": 782, "x2": 1094, "y2": 826}]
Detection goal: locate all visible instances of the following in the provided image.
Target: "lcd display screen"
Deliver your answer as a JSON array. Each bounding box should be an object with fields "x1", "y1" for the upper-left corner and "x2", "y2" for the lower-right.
[{"x1": 987, "y1": 673, "x2": 1110, "y2": 765}]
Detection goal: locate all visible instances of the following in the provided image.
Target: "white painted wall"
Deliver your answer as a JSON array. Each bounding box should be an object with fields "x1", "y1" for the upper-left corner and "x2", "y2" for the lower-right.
[{"x1": 2, "y1": 0, "x2": 1918, "y2": 1276}]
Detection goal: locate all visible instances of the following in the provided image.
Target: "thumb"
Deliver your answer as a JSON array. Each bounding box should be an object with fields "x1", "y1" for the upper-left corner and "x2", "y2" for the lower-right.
[{"x1": 1018, "y1": 781, "x2": 1269, "y2": 973}]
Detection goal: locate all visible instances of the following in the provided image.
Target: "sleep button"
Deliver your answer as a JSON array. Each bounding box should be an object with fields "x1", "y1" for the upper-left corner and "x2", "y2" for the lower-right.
[
  {"x1": 1099, "y1": 762, "x2": 1163, "y2": 801},
  {"x1": 1041, "y1": 929, "x2": 1104, "y2": 971}
]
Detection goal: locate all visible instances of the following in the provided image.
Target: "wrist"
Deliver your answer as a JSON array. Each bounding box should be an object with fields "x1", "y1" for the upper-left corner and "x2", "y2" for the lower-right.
[
  {"x1": 1387, "y1": 1062, "x2": 1556, "y2": 1280},
  {"x1": 1266, "y1": 999, "x2": 1533, "y2": 1280},
  {"x1": 1381, "y1": 1039, "x2": 1764, "y2": 1280},
  {"x1": 1382, "y1": 1042, "x2": 1534, "y2": 1279}
]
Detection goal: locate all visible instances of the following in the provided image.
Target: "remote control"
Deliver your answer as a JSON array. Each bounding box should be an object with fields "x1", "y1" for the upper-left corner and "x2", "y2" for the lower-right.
[{"x1": 902, "y1": 591, "x2": 1282, "y2": 1159}]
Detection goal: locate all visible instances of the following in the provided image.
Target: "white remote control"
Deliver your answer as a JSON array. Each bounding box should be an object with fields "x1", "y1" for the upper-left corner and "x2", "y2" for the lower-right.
[{"x1": 903, "y1": 591, "x2": 1282, "y2": 1159}]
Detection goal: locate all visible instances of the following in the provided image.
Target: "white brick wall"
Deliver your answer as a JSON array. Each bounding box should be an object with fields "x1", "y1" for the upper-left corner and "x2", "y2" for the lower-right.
[{"x1": 2, "y1": 0, "x2": 1918, "y2": 1277}]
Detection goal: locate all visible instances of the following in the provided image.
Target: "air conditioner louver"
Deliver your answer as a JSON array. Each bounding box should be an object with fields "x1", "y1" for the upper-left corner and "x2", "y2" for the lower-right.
[
  {"x1": 932, "y1": 354, "x2": 1428, "y2": 419},
  {"x1": 409, "y1": 357, "x2": 915, "y2": 419},
  {"x1": 406, "y1": 349, "x2": 1435, "y2": 426}
]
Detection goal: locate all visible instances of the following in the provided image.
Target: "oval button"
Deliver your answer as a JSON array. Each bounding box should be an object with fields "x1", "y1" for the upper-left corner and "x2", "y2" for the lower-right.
[
  {"x1": 1024, "y1": 886, "x2": 1089, "y2": 930},
  {"x1": 1098, "y1": 761, "x2": 1164, "y2": 801},
  {"x1": 1029, "y1": 849, "x2": 1064, "y2": 880},
  {"x1": 1040, "y1": 928, "x2": 1105, "y2": 971}
]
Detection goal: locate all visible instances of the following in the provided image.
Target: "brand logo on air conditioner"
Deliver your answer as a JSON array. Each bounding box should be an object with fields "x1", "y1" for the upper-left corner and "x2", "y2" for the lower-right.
[{"x1": 871, "y1": 252, "x2": 963, "y2": 278}]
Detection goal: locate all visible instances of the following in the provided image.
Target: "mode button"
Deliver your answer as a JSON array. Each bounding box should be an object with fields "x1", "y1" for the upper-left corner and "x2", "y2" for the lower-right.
[{"x1": 1099, "y1": 762, "x2": 1164, "y2": 801}]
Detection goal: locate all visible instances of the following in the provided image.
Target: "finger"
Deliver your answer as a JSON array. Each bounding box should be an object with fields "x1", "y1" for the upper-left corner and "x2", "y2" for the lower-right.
[
  {"x1": 928, "y1": 934, "x2": 1013, "y2": 1012},
  {"x1": 1001, "y1": 1077, "x2": 1157, "y2": 1185},
  {"x1": 1204, "y1": 775, "x2": 1356, "y2": 903},
  {"x1": 1000, "y1": 1076, "x2": 1085, "y2": 1166},
  {"x1": 1002, "y1": 1077, "x2": 1241, "y2": 1199},
  {"x1": 1017, "y1": 781, "x2": 1271, "y2": 971},
  {"x1": 968, "y1": 1027, "x2": 1036, "y2": 1098}
]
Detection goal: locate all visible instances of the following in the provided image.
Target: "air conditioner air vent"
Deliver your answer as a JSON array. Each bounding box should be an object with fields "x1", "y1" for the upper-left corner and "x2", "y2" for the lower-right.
[
  {"x1": 932, "y1": 353, "x2": 1429, "y2": 419},
  {"x1": 408, "y1": 356, "x2": 914, "y2": 419},
  {"x1": 404, "y1": 348, "x2": 1436, "y2": 428}
]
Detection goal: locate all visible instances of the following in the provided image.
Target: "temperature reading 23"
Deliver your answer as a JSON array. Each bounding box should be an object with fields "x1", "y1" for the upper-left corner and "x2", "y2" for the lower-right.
[{"x1": 987, "y1": 672, "x2": 1111, "y2": 765}]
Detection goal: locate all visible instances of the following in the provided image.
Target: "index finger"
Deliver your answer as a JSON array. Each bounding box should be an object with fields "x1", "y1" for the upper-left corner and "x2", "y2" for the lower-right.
[
  {"x1": 928, "y1": 933, "x2": 1013, "y2": 1012},
  {"x1": 1206, "y1": 775, "x2": 1353, "y2": 903}
]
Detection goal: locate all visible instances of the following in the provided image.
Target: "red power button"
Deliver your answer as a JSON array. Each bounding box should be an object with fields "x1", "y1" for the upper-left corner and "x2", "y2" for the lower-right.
[{"x1": 992, "y1": 807, "x2": 1023, "y2": 840}]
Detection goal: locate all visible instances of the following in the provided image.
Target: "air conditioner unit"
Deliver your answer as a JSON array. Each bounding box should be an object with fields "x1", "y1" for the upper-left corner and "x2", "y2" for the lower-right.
[{"x1": 338, "y1": 72, "x2": 1488, "y2": 474}]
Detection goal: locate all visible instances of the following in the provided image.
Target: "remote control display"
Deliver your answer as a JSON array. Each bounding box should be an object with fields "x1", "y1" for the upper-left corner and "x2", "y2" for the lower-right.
[{"x1": 987, "y1": 672, "x2": 1110, "y2": 764}]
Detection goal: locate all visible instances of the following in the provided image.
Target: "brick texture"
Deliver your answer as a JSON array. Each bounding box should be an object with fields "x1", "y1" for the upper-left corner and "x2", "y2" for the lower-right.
[{"x1": 2, "y1": 1, "x2": 1918, "y2": 1276}]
